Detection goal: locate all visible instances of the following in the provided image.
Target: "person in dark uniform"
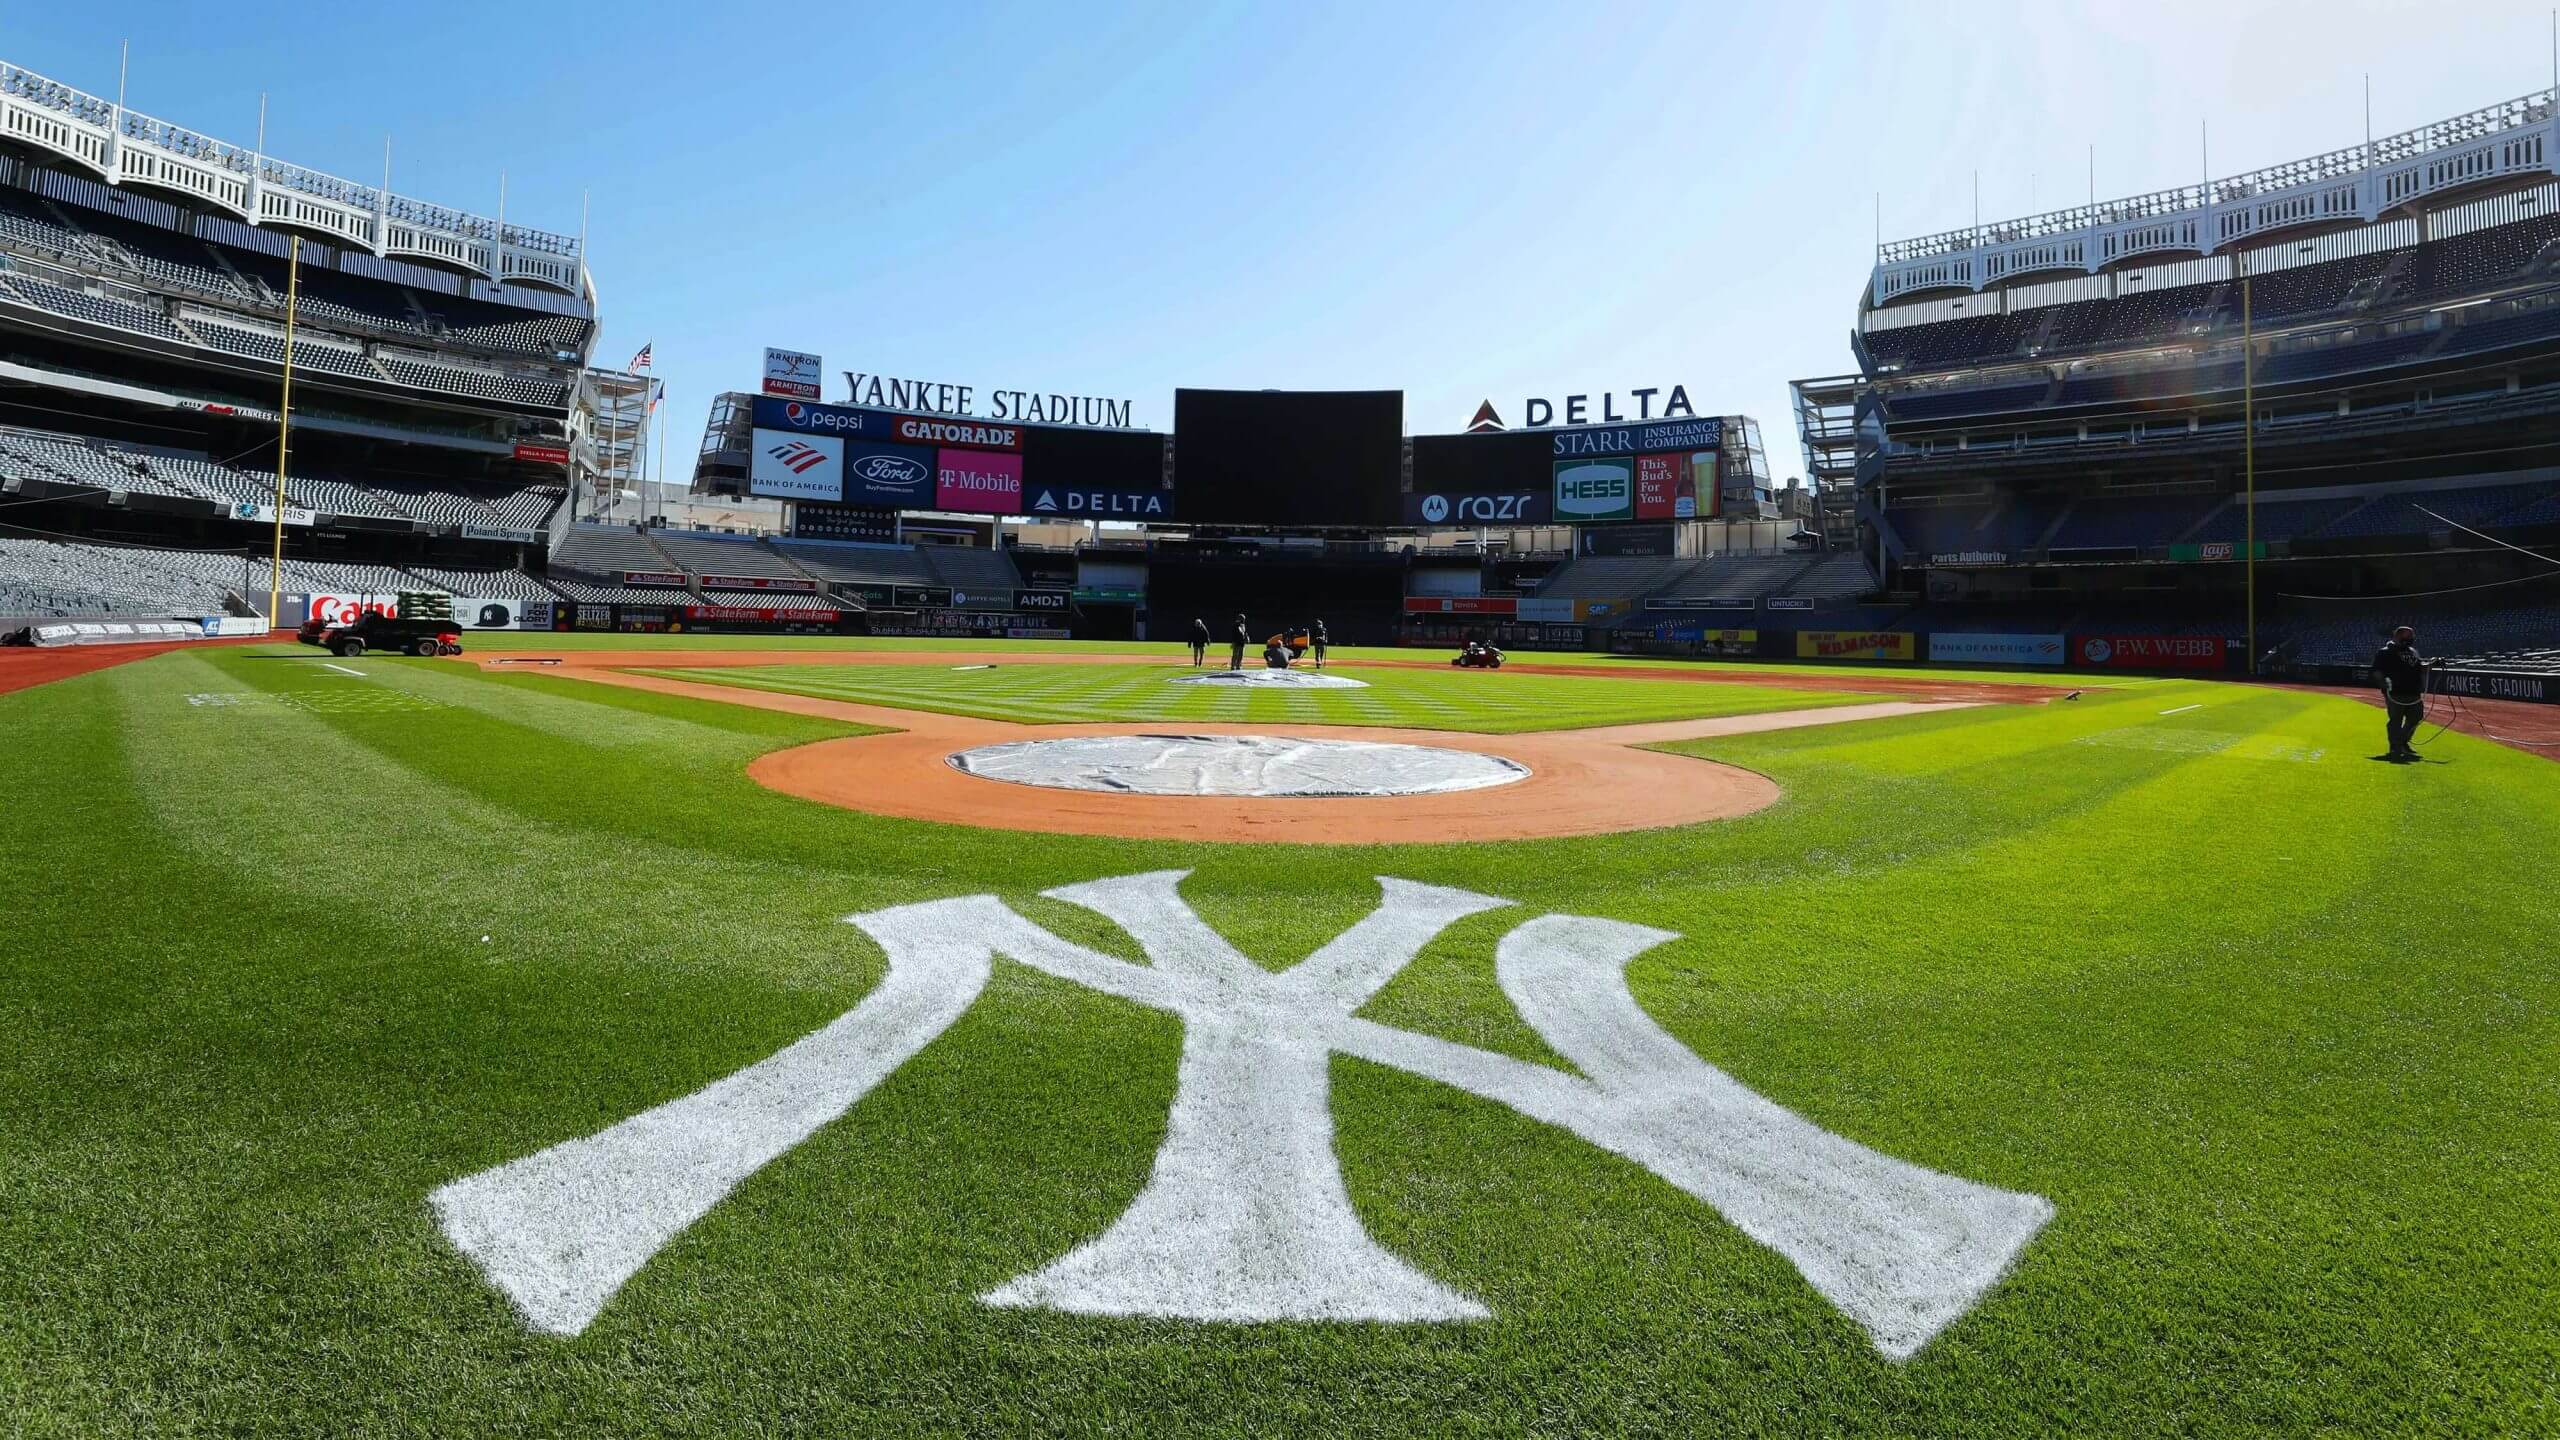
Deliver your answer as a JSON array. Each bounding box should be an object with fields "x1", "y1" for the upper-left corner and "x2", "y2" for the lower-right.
[
  {"x1": 1230, "y1": 614, "x2": 1248, "y2": 671},
  {"x1": 1310, "y1": 617, "x2": 1328, "y2": 669},
  {"x1": 2374, "y1": 625, "x2": 2430, "y2": 761},
  {"x1": 1189, "y1": 616, "x2": 1209, "y2": 667}
]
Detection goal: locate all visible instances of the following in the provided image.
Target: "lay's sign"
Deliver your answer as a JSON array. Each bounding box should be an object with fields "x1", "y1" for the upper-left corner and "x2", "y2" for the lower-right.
[{"x1": 1797, "y1": 630, "x2": 1915, "y2": 661}]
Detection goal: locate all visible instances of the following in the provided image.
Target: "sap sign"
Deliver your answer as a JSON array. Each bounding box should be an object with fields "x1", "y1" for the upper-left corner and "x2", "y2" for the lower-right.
[
  {"x1": 1930, "y1": 632, "x2": 2067, "y2": 667},
  {"x1": 749, "y1": 429, "x2": 844, "y2": 501},
  {"x1": 1405, "y1": 491, "x2": 1551, "y2": 525},
  {"x1": 1025, "y1": 484, "x2": 1172, "y2": 519},
  {"x1": 841, "y1": 440, "x2": 936, "y2": 506},
  {"x1": 1553, "y1": 458, "x2": 1634, "y2": 521},
  {"x1": 753, "y1": 394, "x2": 898, "y2": 439}
]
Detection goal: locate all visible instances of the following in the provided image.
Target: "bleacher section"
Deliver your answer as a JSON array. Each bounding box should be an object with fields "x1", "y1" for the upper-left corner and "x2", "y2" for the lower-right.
[
  {"x1": 0, "y1": 426, "x2": 566, "y2": 533},
  {"x1": 1533, "y1": 551, "x2": 1874, "y2": 618}
]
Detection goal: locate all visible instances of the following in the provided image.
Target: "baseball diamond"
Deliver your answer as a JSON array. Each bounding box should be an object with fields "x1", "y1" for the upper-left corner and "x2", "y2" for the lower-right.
[{"x1": 5, "y1": 16, "x2": 2560, "y2": 1440}]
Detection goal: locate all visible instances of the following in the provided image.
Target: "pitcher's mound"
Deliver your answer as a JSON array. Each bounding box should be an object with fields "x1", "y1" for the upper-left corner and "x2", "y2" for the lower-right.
[
  {"x1": 1168, "y1": 669, "x2": 1369, "y2": 689},
  {"x1": 948, "y1": 734, "x2": 1527, "y2": 798}
]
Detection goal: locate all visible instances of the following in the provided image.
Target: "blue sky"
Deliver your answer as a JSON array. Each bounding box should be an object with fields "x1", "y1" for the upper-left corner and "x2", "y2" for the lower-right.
[{"x1": 9, "y1": 1, "x2": 2558, "y2": 479}]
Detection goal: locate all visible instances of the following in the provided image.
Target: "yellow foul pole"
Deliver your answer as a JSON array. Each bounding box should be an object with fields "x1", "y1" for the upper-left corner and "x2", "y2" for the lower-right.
[
  {"x1": 268, "y1": 236, "x2": 302, "y2": 627},
  {"x1": 2242, "y1": 268, "x2": 2256, "y2": 670}
]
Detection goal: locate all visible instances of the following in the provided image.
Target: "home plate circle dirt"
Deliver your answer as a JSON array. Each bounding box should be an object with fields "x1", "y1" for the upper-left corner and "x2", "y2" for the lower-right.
[
  {"x1": 488, "y1": 659, "x2": 2001, "y2": 844},
  {"x1": 1166, "y1": 670, "x2": 1369, "y2": 689},
  {"x1": 949, "y1": 734, "x2": 1529, "y2": 797}
]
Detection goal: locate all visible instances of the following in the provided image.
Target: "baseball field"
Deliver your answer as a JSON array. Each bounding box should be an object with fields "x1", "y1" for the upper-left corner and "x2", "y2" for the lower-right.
[{"x1": 4, "y1": 634, "x2": 2554, "y2": 1437}]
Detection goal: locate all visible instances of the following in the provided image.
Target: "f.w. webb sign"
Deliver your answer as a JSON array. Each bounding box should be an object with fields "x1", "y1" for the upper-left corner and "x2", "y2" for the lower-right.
[{"x1": 432, "y1": 874, "x2": 2049, "y2": 1357}]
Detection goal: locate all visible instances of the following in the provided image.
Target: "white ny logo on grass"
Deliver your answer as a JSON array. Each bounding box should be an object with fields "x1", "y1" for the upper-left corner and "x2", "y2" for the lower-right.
[{"x1": 432, "y1": 874, "x2": 2051, "y2": 1358}]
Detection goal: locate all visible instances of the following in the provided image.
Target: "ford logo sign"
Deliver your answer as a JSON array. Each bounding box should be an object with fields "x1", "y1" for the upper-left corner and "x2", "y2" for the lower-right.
[{"x1": 851, "y1": 455, "x2": 928, "y2": 490}]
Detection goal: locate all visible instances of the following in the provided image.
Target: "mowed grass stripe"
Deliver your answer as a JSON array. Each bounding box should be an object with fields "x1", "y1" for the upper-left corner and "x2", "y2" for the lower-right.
[
  {"x1": 0, "y1": 648, "x2": 2553, "y2": 1436},
  {"x1": 636, "y1": 661, "x2": 1881, "y2": 734}
]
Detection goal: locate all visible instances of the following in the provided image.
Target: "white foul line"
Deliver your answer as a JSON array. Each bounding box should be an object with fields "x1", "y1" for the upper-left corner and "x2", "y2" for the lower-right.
[
  {"x1": 2158, "y1": 704, "x2": 2202, "y2": 716},
  {"x1": 321, "y1": 663, "x2": 366, "y2": 677}
]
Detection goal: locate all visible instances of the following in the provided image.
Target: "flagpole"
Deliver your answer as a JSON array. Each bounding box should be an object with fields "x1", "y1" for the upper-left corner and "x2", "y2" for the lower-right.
[{"x1": 268, "y1": 235, "x2": 301, "y2": 626}]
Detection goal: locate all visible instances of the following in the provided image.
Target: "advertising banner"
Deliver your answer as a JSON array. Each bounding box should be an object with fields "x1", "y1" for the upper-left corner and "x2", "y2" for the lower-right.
[
  {"x1": 1403, "y1": 596, "x2": 1518, "y2": 616},
  {"x1": 450, "y1": 598, "x2": 559, "y2": 630},
  {"x1": 229, "y1": 501, "x2": 315, "y2": 528},
  {"x1": 1932, "y1": 632, "x2": 2067, "y2": 666},
  {"x1": 753, "y1": 395, "x2": 898, "y2": 439},
  {"x1": 622, "y1": 570, "x2": 688, "y2": 587},
  {"x1": 1633, "y1": 453, "x2": 1683, "y2": 520},
  {"x1": 1798, "y1": 630, "x2": 1917, "y2": 660},
  {"x1": 840, "y1": 440, "x2": 937, "y2": 507},
  {"x1": 1553, "y1": 458, "x2": 1634, "y2": 522},
  {"x1": 1024, "y1": 483, "x2": 1173, "y2": 519},
  {"x1": 1764, "y1": 596, "x2": 1816, "y2": 612},
  {"x1": 1651, "y1": 624, "x2": 1759, "y2": 648},
  {"x1": 2073, "y1": 634, "x2": 2230, "y2": 671},
  {"x1": 2168, "y1": 540, "x2": 2269, "y2": 562},
  {"x1": 749, "y1": 429, "x2": 844, "y2": 501},
  {"x1": 461, "y1": 525, "x2": 540, "y2": 544},
  {"x1": 789, "y1": 501, "x2": 898, "y2": 543},
  {"x1": 892, "y1": 586, "x2": 955, "y2": 609},
  {"x1": 2436, "y1": 670, "x2": 2559, "y2": 704},
  {"x1": 894, "y1": 415, "x2": 1021, "y2": 450},
  {"x1": 1012, "y1": 589, "x2": 1072, "y2": 614},
  {"x1": 511, "y1": 441, "x2": 571, "y2": 466},
  {"x1": 1577, "y1": 597, "x2": 1633, "y2": 621},
  {"x1": 935, "y1": 449, "x2": 1023, "y2": 513},
  {"x1": 1548, "y1": 416, "x2": 1724, "y2": 459},
  {"x1": 696, "y1": 574, "x2": 820, "y2": 593},
  {"x1": 762, "y1": 347, "x2": 823, "y2": 400},
  {"x1": 306, "y1": 593, "x2": 398, "y2": 627},
  {"x1": 1645, "y1": 597, "x2": 1756, "y2": 612},
  {"x1": 1516, "y1": 597, "x2": 1575, "y2": 622},
  {"x1": 1405, "y1": 490, "x2": 1552, "y2": 526},
  {"x1": 198, "y1": 616, "x2": 268, "y2": 637},
  {"x1": 682, "y1": 604, "x2": 841, "y2": 624},
  {"x1": 1579, "y1": 525, "x2": 1674, "y2": 556}
]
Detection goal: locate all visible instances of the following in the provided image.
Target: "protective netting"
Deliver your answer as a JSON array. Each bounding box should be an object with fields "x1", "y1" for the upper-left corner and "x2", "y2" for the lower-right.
[
  {"x1": 948, "y1": 735, "x2": 1529, "y2": 797},
  {"x1": 1167, "y1": 670, "x2": 1370, "y2": 689}
]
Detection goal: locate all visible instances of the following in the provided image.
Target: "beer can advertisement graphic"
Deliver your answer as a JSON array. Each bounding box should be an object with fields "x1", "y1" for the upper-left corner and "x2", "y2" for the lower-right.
[{"x1": 1686, "y1": 450, "x2": 1718, "y2": 519}]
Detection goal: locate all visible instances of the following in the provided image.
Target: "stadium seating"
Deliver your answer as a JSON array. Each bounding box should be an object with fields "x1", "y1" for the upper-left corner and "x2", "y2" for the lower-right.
[
  {"x1": 2042, "y1": 494, "x2": 2218, "y2": 550},
  {"x1": 925, "y1": 546, "x2": 1026, "y2": 605},
  {"x1": 553, "y1": 526, "x2": 680, "y2": 579},
  {"x1": 648, "y1": 531, "x2": 811, "y2": 580},
  {"x1": 767, "y1": 541, "x2": 942, "y2": 588},
  {"x1": 2186, "y1": 493, "x2": 2367, "y2": 544}
]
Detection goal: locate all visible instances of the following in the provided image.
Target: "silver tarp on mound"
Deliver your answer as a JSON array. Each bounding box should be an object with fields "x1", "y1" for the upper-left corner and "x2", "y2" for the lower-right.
[
  {"x1": 1166, "y1": 670, "x2": 1370, "y2": 689},
  {"x1": 947, "y1": 735, "x2": 1529, "y2": 797}
]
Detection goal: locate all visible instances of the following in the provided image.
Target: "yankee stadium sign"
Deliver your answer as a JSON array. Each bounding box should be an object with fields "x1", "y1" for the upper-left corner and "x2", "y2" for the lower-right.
[{"x1": 844, "y1": 371, "x2": 1135, "y2": 428}]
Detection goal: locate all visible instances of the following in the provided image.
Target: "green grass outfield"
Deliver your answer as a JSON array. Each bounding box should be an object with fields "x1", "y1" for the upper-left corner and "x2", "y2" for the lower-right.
[
  {"x1": 636, "y1": 659, "x2": 1879, "y2": 732},
  {"x1": 4, "y1": 645, "x2": 2555, "y2": 1437},
  {"x1": 455, "y1": 629, "x2": 2078, "y2": 686}
]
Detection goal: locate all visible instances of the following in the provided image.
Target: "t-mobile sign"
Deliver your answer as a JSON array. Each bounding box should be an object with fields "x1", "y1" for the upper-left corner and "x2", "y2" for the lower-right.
[{"x1": 935, "y1": 449, "x2": 1023, "y2": 513}]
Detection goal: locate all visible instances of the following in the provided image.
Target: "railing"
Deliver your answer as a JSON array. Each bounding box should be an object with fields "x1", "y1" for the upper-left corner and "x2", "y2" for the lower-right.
[
  {"x1": 1875, "y1": 87, "x2": 2560, "y2": 302},
  {"x1": 0, "y1": 58, "x2": 584, "y2": 293}
]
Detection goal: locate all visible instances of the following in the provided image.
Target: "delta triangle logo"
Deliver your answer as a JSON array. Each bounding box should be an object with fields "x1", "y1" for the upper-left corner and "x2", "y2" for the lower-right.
[
  {"x1": 431, "y1": 874, "x2": 2050, "y2": 1357},
  {"x1": 1466, "y1": 400, "x2": 1505, "y2": 432},
  {"x1": 1033, "y1": 489, "x2": 1059, "y2": 513}
]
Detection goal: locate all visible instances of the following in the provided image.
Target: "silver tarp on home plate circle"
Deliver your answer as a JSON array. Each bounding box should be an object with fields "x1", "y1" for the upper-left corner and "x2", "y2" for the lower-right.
[
  {"x1": 947, "y1": 734, "x2": 1529, "y2": 797},
  {"x1": 1167, "y1": 670, "x2": 1370, "y2": 689}
]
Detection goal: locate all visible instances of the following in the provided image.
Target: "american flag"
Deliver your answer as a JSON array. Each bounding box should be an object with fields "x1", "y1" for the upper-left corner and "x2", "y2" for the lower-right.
[{"x1": 629, "y1": 342, "x2": 652, "y2": 371}]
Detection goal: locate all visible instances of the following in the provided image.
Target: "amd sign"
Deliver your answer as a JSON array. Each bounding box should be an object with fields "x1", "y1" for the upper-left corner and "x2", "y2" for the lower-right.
[{"x1": 1404, "y1": 491, "x2": 1552, "y2": 526}]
